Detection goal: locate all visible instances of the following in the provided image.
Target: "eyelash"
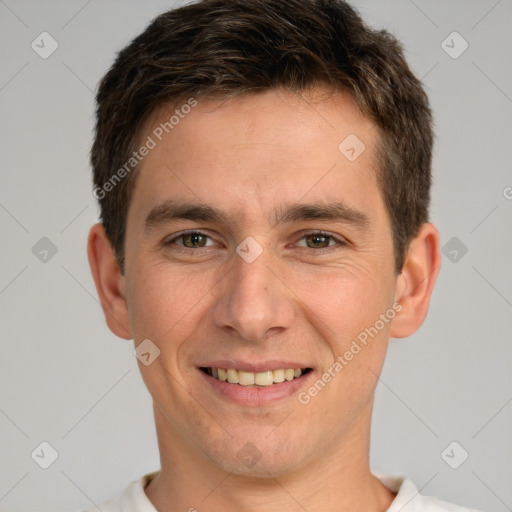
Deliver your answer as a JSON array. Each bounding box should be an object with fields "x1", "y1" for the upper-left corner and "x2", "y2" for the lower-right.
[{"x1": 164, "y1": 229, "x2": 347, "y2": 254}]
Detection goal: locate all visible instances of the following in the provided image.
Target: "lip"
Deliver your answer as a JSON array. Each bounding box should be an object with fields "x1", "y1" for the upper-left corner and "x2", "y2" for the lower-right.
[
  {"x1": 198, "y1": 365, "x2": 314, "y2": 406},
  {"x1": 198, "y1": 360, "x2": 311, "y2": 373}
]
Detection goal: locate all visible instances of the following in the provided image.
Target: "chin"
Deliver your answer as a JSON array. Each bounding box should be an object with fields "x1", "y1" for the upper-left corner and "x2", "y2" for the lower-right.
[{"x1": 204, "y1": 432, "x2": 311, "y2": 479}]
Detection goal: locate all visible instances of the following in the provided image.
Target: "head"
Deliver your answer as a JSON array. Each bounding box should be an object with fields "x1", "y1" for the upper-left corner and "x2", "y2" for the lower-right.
[
  {"x1": 88, "y1": 0, "x2": 440, "y2": 479},
  {"x1": 92, "y1": 0, "x2": 433, "y2": 276}
]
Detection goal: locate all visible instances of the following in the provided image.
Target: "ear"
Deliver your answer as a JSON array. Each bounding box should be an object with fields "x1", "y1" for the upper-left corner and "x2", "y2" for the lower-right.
[
  {"x1": 390, "y1": 222, "x2": 441, "y2": 338},
  {"x1": 87, "y1": 223, "x2": 132, "y2": 340}
]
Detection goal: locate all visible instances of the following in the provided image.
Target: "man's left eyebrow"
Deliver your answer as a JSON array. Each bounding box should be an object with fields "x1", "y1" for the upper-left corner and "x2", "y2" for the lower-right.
[{"x1": 271, "y1": 202, "x2": 371, "y2": 231}]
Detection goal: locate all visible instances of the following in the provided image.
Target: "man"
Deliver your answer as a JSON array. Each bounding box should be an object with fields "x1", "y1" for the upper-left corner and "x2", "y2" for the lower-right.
[{"x1": 85, "y1": 0, "x2": 479, "y2": 510}]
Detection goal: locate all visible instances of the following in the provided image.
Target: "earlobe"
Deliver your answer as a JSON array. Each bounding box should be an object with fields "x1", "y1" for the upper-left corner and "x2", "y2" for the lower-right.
[
  {"x1": 390, "y1": 222, "x2": 441, "y2": 339},
  {"x1": 87, "y1": 223, "x2": 132, "y2": 340}
]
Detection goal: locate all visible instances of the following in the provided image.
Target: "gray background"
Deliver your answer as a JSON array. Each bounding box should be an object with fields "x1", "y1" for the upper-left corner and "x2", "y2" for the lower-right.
[{"x1": 0, "y1": 0, "x2": 511, "y2": 510}]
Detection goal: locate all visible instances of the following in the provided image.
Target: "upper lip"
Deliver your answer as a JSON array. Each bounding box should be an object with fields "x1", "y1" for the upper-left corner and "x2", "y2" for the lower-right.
[{"x1": 198, "y1": 360, "x2": 312, "y2": 373}]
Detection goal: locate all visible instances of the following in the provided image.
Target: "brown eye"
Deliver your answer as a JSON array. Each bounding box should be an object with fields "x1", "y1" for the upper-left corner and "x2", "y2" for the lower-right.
[
  {"x1": 166, "y1": 231, "x2": 215, "y2": 249},
  {"x1": 305, "y1": 233, "x2": 332, "y2": 249},
  {"x1": 295, "y1": 231, "x2": 345, "y2": 250},
  {"x1": 182, "y1": 232, "x2": 208, "y2": 248}
]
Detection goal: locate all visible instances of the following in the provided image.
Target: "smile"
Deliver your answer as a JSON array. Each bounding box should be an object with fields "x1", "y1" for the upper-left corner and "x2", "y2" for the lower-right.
[{"x1": 200, "y1": 367, "x2": 312, "y2": 387}]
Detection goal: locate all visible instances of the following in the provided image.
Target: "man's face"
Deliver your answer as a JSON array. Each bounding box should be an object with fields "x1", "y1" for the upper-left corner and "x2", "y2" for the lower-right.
[{"x1": 122, "y1": 88, "x2": 401, "y2": 476}]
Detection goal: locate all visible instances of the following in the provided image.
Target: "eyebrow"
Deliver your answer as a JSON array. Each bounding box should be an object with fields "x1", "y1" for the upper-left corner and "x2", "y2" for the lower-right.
[
  {"x1": 272, "y1": 202, "x2": 370, "y2": 230},
  {"x1": 144, "y1": 199, "x2": 371, "y2": 232},
  {"x1": 144, "y1": 200, "x2": 234, "y2": 231}
]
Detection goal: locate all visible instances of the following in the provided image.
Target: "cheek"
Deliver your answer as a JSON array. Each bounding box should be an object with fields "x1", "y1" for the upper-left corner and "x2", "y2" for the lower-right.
[
  {"x1": 295, "y1": 271, "x2": 394, "y2": 428},
  {"x1": 293, "y1": 265, "x2": 396, "y2": 403},
  {"x1": 125, "y1": 263, "x2": 211, "y2": 343},
  {"x1": 295, "y1": 266, "x2": 393, "y2": 343}
]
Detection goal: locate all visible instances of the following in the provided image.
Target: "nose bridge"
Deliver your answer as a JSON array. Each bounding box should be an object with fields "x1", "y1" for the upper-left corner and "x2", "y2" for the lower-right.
[
  {"x1": 234, "y1": 247, "x2": 272, "y2": 301},
  {"x1": 212, "y1": 242, "x2": 295, "y2": 342}
]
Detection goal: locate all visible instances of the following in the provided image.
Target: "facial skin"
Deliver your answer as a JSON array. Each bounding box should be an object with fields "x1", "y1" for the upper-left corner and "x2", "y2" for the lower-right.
[{"x1": 88, "y1": 88, "x2": 440, "y2": 511}]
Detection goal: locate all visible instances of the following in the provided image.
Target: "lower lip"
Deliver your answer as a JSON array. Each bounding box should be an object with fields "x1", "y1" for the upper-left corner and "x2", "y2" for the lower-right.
[{"x1": 199, "y1": 369, "x2": 314, "y2": 406}]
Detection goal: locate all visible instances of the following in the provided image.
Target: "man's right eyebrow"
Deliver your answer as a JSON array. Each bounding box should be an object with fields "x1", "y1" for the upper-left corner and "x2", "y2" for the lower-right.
[{"x1": 144, "y1": 200, "x2": 234, "y2": 232}]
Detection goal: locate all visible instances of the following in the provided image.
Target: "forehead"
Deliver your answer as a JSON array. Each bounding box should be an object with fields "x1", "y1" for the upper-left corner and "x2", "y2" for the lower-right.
[{"x1": 129, "y1": 88, "x2": 383, "y2": 227}]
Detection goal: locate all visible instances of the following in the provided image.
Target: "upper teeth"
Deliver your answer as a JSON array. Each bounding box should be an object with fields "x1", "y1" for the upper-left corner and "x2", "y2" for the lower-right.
[{"x1": 209, "y1": 368, "x2": 305, "y2": 386}]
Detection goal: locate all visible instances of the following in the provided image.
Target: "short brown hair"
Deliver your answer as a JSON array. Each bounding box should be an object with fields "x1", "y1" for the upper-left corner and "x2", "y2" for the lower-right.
[{"x1": 91, "y1": 0, "x2": 433, "y2": 274}]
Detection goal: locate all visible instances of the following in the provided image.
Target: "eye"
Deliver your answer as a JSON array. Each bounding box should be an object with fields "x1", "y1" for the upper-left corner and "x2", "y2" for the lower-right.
[
  {"x1": 163, "y1": 229, "x2": 347, "y2": 253},
  {"x1": 295, "y1": 230, "x2": 347, "y2": 250},
  {"x1": 165, "y1": 230, "x2": 216, "y2": 249}
]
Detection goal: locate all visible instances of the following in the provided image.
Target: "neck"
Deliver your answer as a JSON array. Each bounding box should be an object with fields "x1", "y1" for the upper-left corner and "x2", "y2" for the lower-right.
[{"x1": 145, "y1": 398, "x2": 395, "y2": 511}]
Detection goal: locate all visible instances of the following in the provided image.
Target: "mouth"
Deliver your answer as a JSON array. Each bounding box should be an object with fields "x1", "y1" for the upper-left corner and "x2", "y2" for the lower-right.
[{"x1": 200, "y1": 367, "x2": 313, "y2": 386}]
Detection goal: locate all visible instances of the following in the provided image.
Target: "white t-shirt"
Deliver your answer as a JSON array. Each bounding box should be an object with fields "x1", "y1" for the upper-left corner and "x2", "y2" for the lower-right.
[{"x1": 78, "y1": 471, "x2": 480, "y2": 512}]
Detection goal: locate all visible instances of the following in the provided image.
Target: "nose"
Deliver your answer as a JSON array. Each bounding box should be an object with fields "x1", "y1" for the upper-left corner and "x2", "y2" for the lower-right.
[{"x1": 211, "y1": 243, "x2": 296, "y2": 344}]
